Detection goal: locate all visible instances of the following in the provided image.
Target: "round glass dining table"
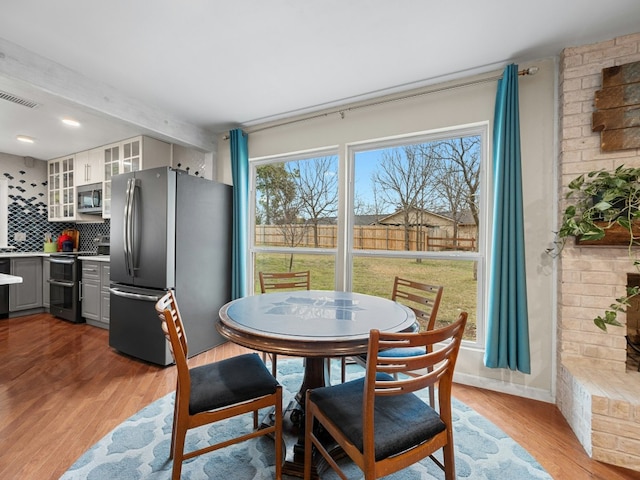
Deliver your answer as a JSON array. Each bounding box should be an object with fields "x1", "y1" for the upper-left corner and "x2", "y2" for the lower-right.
[
  {"x1": 217, "y1": 290, "x2": 416, "y2": 478},
  {"x1": 218, "y1": 289, "x2": 415, "y2": 357}
]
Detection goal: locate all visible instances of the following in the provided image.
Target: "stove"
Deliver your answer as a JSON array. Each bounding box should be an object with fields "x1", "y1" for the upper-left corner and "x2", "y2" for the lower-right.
[{"x1": 49, "y1": 254, "x2": 83, "y2": 323}]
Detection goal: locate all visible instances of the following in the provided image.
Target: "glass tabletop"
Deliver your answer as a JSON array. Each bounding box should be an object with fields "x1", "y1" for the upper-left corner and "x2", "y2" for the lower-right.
[{"x1": 220, "y1": 290, "x2": 415, "y2": 342}]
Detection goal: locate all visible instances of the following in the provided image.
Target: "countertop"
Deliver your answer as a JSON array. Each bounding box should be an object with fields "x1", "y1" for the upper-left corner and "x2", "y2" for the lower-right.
[
  {"x1": 0, "y1": 252, "x2": 51, "y2": 258},
  {"x1": 0, "y1": 273, "x2": 23, "y2": 285},
  {"x1": 78, "y1": 255, "x2": 110, "y2": 262},
  {"x1": 0, "y1": 252, "x2": 108, "y2": 260}
]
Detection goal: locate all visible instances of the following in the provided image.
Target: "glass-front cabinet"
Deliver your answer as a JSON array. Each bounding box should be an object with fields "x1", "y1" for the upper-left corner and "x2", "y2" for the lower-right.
[
  {"x1": 102, "y1": 136, "x2": 170, "y2": 219},
  {"x1": 46, "y1": 135, "x2": 171, "y2": 221},
  {"x1": 48, "y1": 155, "x2": 75, "y2": 221},
  {"x1": 102, "y1": 142, "x2": 121, "y2": 218}
]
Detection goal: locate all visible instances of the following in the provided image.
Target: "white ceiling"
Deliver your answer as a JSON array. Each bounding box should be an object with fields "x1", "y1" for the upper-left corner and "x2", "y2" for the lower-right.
[{"x1": 1, "y1": 0, "x2": 640, "y2": 161}]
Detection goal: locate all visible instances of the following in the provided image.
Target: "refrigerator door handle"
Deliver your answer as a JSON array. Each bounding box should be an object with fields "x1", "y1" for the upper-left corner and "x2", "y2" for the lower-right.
[
  {"x1": 109, "y1": 287, "x2": 161, "y2": 302},
  {"x1": 124, "y1": 178, "x2": 138, "y2": 277}
]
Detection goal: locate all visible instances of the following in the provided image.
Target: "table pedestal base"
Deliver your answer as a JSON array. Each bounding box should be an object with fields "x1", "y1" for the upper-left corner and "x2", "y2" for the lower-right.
[{"x1": 260, "y1": 357, "x2": 336, "y2": 479}]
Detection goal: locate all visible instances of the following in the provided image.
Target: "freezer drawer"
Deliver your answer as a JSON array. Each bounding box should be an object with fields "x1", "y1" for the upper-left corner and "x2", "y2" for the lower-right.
[{"x1": 108, "y1": 285, "x2": 172, "y2": 366}]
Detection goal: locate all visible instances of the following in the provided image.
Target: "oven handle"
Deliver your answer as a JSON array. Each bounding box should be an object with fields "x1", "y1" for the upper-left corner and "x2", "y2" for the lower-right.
[
  {"x1": 50, "y1": 257, "x2": 75, "y2": 265},
  {"x1": 109, "y1": 287, "x2": 160, "y2": 302},
  {"x1": 48, "y1": 279, "x2": 75, "y2": 288}
]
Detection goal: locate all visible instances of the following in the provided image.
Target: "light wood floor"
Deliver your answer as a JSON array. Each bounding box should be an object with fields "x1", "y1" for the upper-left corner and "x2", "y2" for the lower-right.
[{"x1": 1, "y1": 313, "x2": 639, "y2": 480}]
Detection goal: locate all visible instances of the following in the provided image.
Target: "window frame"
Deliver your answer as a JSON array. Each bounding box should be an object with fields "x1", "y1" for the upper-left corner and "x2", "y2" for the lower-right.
[
  {"x1": 249, "y1": 146, "x2": 340, "y2": 292},
  {"x1": 343, "y1": 122, "x2": 489, "y2": 348},
  {"x1": 249, "y1": 121, "x2": 489, "y2": 348}
]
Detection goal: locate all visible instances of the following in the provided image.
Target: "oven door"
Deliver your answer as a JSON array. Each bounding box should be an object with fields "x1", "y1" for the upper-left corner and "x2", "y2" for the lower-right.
[
  {"x1": 49, "y1": 279, "x2": 76, "y2": 318},
  {"x1": 50, "y1": 257, "x2": 76, "y2": 283},
  {"x1": 49, "y1": 257, "x2": 81, "y2": 323}
]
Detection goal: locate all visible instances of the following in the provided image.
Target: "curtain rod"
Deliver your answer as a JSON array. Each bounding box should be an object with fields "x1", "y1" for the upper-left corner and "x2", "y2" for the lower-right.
[{"x1": 224, "y1": 66, "x2": 538, "y2": 139}]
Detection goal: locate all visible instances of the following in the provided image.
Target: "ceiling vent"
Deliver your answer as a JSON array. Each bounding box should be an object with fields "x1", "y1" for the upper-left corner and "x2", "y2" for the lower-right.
[{"x1": 0, "y1": 90, "x2": 40, "y2": 109}]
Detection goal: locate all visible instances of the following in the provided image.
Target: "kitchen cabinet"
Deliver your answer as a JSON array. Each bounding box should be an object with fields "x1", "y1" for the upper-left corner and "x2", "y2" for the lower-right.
[
  {"x1": 75, "y1": 148, "x2": 103, "y2": 186},
  {"x1": 100, "y1": 264, "x2": 110, "y2": 326},
  {"x1": 102, "y1": 136, "x2": 171, "y2": 219},
  {"x1": 81, "y1": 259, "x2": 110, "y2": 329},
  {"x1": 48, "y1": 155, "x2": 76, "y2": 221},
  {"x1": 81, "y1": 261, "x2": 100, "y2": 322},
  {"x1": 9, "y1": 257, "x2": 43, "y2": 312},
  {"x1": 42, "y1": 258, "x2": 50, "y2": 309}
]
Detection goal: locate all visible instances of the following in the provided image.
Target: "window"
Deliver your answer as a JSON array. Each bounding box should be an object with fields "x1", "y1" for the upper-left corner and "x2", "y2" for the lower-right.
[
  {"x1": 251, "y1": 150, "x2": 339, "y2": 292},
  {"x1": 250, "y1": 123, "x2": 487, "y2": 345},
  {"x1": 347, "y1": 124, "x2": 487, "y2": 344}
]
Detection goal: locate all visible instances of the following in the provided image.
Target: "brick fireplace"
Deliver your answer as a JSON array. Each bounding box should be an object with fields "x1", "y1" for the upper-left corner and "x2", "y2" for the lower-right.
[{"x1": 557, "y1": 33, "x2": 640, "y2": 471}]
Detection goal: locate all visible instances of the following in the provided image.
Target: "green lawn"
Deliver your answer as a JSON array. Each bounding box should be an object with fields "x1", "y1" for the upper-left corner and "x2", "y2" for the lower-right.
[{"x1": 254, "y1": 253, "x2": 477, "y2": 340}]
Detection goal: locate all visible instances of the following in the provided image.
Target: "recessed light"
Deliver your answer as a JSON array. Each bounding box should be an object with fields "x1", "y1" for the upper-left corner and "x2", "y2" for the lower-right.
[
  {"x1": 16, "y1": 135, "x2": 34, "y2": 143},
  {"x1": 62, "y1": 118, "x2": 81, "y2": 127}
]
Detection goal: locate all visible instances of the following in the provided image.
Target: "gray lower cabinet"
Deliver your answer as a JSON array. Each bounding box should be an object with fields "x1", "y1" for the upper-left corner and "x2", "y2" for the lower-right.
[
  {"x1": 81, "y1": 261, "x2": 100, "y2": 322},
  {"x1": 81, "y1": 260, "x2": 110, "y2": 329},
  {"x1": 9, "y1": 257, "x2": 43, "y2": 312},
  {"x1": 42, "y1": 258, "x2": 50, "y2": 309},
  {"x1": 100, "y1": 264, "x2": 110, "y2": 326}
]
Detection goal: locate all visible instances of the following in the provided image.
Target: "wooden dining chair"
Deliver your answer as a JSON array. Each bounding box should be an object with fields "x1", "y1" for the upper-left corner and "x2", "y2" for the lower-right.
[
  {"x1": 155, "y1": 290, "x2": 283, "y2": 480},
  {"x1": 348, "y1": 277, "x2": 444, "y2": 405},
  {"x1": 258, "y1": 270, "x2": 311, "y2": 376},
  {"x1": 305, "y1": 312, "x2": 467, "y2": 480},
  {"x1": 259, "y1": 270, "x2": 311, "y2": 293}
]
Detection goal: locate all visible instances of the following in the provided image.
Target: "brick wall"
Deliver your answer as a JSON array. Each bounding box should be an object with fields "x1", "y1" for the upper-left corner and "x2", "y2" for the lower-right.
[
  {"x1": 557, "y1": 32, "x2": 640, "y2": 472},
  {"x1": 559, "y1": 33, "x2": 640, "y2": 369}
]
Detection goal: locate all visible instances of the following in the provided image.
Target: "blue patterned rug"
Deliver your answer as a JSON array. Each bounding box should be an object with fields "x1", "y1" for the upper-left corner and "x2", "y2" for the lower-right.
[{"x1": 61, "y1": 359, "x2": 552, "y2": 480}]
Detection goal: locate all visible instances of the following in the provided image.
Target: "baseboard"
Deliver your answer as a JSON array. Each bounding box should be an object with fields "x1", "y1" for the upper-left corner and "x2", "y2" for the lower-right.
[{"x1": 453, "y1": 371, "x2": 555, "y2": 404}]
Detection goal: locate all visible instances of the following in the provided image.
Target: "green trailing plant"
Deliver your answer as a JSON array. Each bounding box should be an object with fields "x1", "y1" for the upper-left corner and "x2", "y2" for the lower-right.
[{"x1": 549, "y1": 165, "x2": 640, "y2": 331}]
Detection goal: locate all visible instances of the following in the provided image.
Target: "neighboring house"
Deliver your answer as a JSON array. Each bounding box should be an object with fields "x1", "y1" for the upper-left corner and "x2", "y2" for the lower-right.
[{"x1": 374, "y1": 208, "x2": 477, "y2": 240}]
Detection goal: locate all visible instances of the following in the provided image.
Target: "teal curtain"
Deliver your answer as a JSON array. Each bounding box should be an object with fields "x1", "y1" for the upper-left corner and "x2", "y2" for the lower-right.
[
  {"x1": 484, "y1": 64, "x2": 531, "y2": 374},
  {"x1": 230, "y1": 129, "x2": 248, "y2": 299}
]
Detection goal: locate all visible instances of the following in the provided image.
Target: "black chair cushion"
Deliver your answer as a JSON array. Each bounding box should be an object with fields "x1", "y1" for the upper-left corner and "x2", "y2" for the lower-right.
[
  {"x1": 189, "y1": 353, "x2": 279, "y2": 415},
  {"x1": 309, "y1": 373, "x2": 445, "y2": 460}
]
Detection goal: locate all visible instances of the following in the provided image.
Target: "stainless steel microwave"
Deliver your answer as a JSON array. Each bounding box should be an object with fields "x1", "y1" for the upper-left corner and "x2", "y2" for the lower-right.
[{"x1": 77, "y1": 183, "x2": 103, "y2": 214}]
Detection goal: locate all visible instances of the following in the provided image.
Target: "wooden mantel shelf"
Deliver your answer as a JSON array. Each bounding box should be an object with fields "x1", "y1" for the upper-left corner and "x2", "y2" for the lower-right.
[{"x1": 577, "y1": 221, "x2": 640, "y2": 247}]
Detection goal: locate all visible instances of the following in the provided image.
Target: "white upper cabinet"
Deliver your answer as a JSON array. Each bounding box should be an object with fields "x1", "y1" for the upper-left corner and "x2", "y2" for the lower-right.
[
  {"x1": 48, "y1": 152, "x2": 104, "y2": 222},
  {"x1": 75, "y1": 148, "x2": 104, "y2": 186},
  {"x1": 101, "y1": 136, "x2": 171, "y2": 218},
  {"x1": 47, "y1": 136, "x2": 171, "y2": 221},
  {"x1": 48, "y1": 155, "x2": 76, "y2": 221}
]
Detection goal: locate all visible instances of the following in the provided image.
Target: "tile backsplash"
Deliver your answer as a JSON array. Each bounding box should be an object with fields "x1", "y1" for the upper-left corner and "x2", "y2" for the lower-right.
[{"x1": 2, "y1": 153, "x2": 110, "y2": 252}]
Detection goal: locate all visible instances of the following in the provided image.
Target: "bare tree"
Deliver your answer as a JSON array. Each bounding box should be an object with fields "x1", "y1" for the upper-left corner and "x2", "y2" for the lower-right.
[
  {"x1": 431, "y1": 137, "x2": 481, "y2": 278},
  {"x1": 432, "y1": 137, "x2": 481, "y2": 229},
  {"x1": 292, "y1": 156, "x2": 338, "y2": 248},
  {"x1": 277, "y1": 199, "x2": 306, "y2": 270},
  {"x1": 372, "y1": 145, "x2": 438, "y2": 250},
  {"x1": 434, "y1": 161, "x2": 468, "y2": 247}
]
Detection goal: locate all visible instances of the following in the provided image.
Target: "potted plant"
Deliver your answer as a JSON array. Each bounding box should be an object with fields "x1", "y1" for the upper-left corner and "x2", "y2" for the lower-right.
[{"x1": 549, "y1": 164, "x2": 640, "y2": 331}]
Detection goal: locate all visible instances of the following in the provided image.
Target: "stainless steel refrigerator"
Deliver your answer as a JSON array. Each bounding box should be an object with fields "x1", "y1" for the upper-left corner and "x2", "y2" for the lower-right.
[{"x1": 108, "y1": 166, "x2": 232, "y2": 366}]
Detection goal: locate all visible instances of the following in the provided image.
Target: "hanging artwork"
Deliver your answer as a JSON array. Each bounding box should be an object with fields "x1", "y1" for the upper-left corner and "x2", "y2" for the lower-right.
[{"x1": 592, "y1": 60, "x2": 640, "y2": 151}]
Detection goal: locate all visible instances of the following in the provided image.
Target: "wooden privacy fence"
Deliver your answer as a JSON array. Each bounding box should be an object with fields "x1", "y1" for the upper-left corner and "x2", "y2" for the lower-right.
[{"x1": 255, "y1": 224, "x2": 476, "y2": 252}]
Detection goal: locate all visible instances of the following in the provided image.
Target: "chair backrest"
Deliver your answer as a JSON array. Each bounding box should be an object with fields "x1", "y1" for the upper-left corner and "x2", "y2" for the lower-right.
[
  {"x1": 364, "y1": 311, "x2": 467, "y2": 403},
  {"x1": 360, "y1": 313, "x2": 466, "y2": 462},
  {"x1": 259, "y1": 270, "x2": 311, "y2": 293},
  {"x1": 391, "y1": 277, "x2": 444, "y2": 331},
  {"x1": 155, "y1": 290, "x2": 190, "y2": 384}
]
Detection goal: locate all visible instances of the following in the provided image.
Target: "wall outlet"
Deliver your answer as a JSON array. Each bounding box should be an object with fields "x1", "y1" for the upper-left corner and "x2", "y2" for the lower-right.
[{"x1": 14, "y1": 232, "x2": 26, "y2": 242}]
